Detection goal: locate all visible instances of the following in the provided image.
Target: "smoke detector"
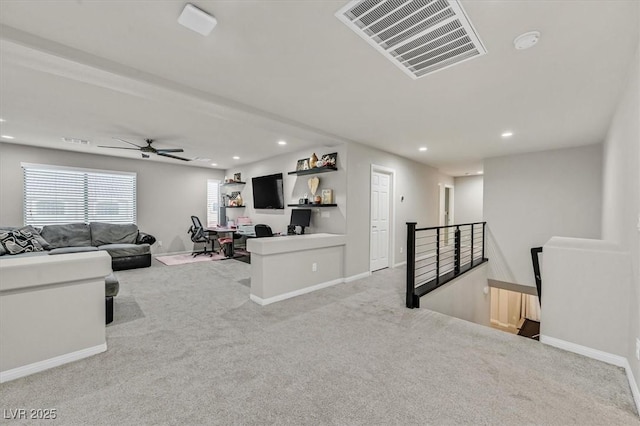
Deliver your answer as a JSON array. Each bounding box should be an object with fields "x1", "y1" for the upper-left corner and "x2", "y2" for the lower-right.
[
  {"x1": 178, "y1": 4, "x2": 217, "y2": 36},
  {"x1": 336, "y1": 0, "x2": 487, "y2": 79},
  {"x1": 514, "y1": 31, "x2": 540, "y2": 50}
]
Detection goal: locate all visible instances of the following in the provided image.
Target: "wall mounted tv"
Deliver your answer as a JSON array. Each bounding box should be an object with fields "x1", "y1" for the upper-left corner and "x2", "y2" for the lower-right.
[{"x1": 252, "y1": 173, "x2": 284, "y2": 209}]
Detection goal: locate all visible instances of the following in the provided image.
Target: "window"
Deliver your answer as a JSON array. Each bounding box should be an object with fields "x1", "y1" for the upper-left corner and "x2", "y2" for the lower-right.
[
  {"x1": 23, "y1": 163, "x2": 136, "y2": 226},
  {"x1": 207, "y1": 179, "x2": 221, "y2": 227}
]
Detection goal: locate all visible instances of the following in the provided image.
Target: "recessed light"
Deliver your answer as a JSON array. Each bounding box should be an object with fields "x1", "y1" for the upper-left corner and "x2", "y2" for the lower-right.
[
  {"x1": 514, "y1": 31, "x2": 540, "y2": 50},
  {"x1": 501, "y1": 131, "x2": 513, "y2": 138},
  {"x1": 419, "y1": 147, "x2": 428, "y2": 152},
  {"x1": 278, "y1": 140, "x2": 287, "y2": 145},
  {"x1": 232, "y1": 156, "x2": 240, "y2": 160},
  {"x1": 1, "y1": 135, "x2": 15, "y2": 139},
  {"x1": 477, "y1": 171, "x2": 483, "y2": 174},
  {"x1": 211, "y1": 163, "x2": 218, "y2": 167},
  {"x1": 0, "y1": 118, "x2": 5, "y2": 123},
  {"x1": 177, "y1": 4, "x2": 217, "y2": 36}
]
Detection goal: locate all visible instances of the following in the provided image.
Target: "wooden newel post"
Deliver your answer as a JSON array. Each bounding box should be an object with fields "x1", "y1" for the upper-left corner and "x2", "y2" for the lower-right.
[{"x1": 406, "y1": 222, "x2": 417, "y2": 309}]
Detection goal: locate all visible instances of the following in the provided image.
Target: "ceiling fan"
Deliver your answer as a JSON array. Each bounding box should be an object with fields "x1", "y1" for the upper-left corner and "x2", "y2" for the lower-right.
[{"x1": 98, "y1": 138, "x2": 192, "y2": 161}]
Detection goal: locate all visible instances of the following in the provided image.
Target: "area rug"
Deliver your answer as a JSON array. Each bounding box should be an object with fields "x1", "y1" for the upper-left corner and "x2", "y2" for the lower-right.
[
  {"x1": 155, "y1": 253, "x2": 214, "y2": 266},
  {"x1": 155, "y1": 249, "x2": 250, "y2": 266}
]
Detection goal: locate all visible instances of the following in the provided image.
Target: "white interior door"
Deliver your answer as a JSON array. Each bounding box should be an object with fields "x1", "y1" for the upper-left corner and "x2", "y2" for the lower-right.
[{"x1": 370, "y1": 170, "x2": 390, "y2": 271}]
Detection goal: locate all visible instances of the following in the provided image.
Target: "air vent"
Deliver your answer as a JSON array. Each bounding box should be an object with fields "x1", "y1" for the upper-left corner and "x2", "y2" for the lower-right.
[
  {"x1": 62, "y1": 137, "x2": 90, "y2": 145},
  {"x1": 336, "y1": 0, "x2": 487, "y2": 79}
]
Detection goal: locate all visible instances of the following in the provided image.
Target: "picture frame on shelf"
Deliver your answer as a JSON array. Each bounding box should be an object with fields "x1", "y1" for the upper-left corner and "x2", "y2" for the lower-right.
[
  {"x1": 320, "y1": 152, "x2": 337, "y2": 168},
  {"x1": 321, "y1": 189, "x2": 333, "y2": 204},
  {"x1": 296, "y1": 159, "x2": 309, "y2": 171},
  {"x1": 233, "y1": 172, "x2": 242, "y2": 182}
]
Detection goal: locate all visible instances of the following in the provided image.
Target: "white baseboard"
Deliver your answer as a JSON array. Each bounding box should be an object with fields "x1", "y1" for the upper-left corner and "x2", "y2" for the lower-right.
[
  {"x1": 540, "y1": 335, "x2": 639, "y2": 416},
  {"x1": 250, "y1": 270, "x2": 373, "y2": 306},
  {"x1": 393, "y1": 261, "x2": 406, "y2": 268},
  {"x1": 0, "y1": 343, "x2": 107, "y2": 383},
  {"x1": 627, "y1": 362, "x2": 640, "y2": 417},
  {"x1": 540, "y1": 335, "x2": 627, "y2": 367},
  {"x1": 250, "y1": 278, "x2": 345, "y2": 306},
  {"x1": 344, "y1": 271, "x2": 371, "y2": 283}
]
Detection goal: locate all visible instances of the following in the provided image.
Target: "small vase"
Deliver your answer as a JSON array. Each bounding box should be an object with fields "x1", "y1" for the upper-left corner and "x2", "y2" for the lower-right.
[{"x1": 309, "y1": 153, "x2": 318, "y2": 168}]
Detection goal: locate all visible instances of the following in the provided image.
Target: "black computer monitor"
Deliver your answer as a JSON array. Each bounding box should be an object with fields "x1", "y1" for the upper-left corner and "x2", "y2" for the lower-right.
[{"x1": 290, "y1": 209, "x2": 311, "y2": 234}]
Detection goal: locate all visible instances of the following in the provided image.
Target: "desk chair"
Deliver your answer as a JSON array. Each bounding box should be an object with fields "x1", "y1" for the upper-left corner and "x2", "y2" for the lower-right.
[
  {"x1": 255, "y1": 224, "x2": 273, "y2": 238},
  {"x1": 188, "y1": 215, "x2": 215, "y2": 257}
]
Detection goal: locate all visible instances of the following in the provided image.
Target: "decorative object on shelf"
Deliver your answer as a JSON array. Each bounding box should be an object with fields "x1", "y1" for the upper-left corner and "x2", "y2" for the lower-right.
[
  {"x1": 320, "y1": 152, "x2": 337, "y2": 168},
  {"x1": 298, "y1": 193, "x2": 309, "y2": 204},
  {"x1": 296, "y1": 159, "x2": 309, "y2": 171},
  {"x1": 307, "y1": 176, "x2": 319, "y2": 197},
  {"x1": 309, "y1": 152, "x2": 318, "y2": 168},
  {"x1": 314, "y1": 195, "x2": 322, "y2": 204},
  {"x1": 233, "y1": 172, "x2": 242, "y2": 182},
  {"x1": 321, "y1": 189, "x2": 333, "y2": 204}
]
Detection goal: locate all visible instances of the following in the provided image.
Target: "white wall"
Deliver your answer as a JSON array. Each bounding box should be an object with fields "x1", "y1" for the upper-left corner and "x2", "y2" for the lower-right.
[
  {"x1": 0, "y1": 143, "x2": 224, "y2": 254},
  {"x1": 224, "y1": 145, "x2": 347, "y2": 236},
  {"x1": 601, "y1": 43, "x2": 640, "y2": 394},
  {"x1": 229, "y1": 141, "x2": 452, "y2": 279},
  {"x1": 483, "y1": 144, "x2": 603, "y2": 287},
  {"x1": 453, "y1": 175, "x2": 483, "y2": 224},
  {"x1": 541, "y1": 237, "x2": 630, "y2": 358},
  {"x1": 421, "y1": 264, "x2": 490, "y2": 326},
  {"x1": 345, "y1": 142, "x2": 453, "y2": 277}
]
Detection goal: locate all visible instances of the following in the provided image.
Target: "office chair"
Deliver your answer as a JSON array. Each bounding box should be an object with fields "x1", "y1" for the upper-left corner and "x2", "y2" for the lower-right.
[
  {"x1": 255, "y1": 224, "x2": 273, "y2": 238},
  {"x1": 188, "y1": 215, "x2": 215, "y2": 257}
]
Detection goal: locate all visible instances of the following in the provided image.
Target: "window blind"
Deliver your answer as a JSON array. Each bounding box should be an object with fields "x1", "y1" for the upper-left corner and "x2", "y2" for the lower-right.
[
  {"x1": 23, "y1": 163, "x2": 136, "y2": 226},
  {"x1": 207, "y1": 179, "x2": 220, "y2": 227}
]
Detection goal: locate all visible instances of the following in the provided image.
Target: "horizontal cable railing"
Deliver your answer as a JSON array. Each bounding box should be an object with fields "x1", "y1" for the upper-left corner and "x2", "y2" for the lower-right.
[{"x1": 406, "y1": 221, "x2": 488, "y2": 308}]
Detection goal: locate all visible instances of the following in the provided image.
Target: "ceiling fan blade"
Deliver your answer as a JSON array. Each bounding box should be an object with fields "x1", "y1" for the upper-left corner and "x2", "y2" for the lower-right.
[
  {"x1": 98, "y1": 146, "x2": 141, "y2": 150},
  {"x1": 157, "y1": 152, "x2": 192, "y2": 161},
  {"x1": 156, "y1": 148, "x2": 184, "y2": 153},
  {"x1": 112, "y1": 137, "x2": 143, "y2": 148}
]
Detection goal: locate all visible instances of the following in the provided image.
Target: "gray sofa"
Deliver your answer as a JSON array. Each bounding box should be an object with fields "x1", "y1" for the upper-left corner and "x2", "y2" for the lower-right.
[{"x1": 0, "y1": 222, "x2": 155, "y2": 271}]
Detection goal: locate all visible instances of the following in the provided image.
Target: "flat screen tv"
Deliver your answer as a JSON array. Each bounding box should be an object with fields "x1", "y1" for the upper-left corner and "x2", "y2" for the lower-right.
[{"x1": 252, "y1": 173, "x2": 284, "y2": 209}]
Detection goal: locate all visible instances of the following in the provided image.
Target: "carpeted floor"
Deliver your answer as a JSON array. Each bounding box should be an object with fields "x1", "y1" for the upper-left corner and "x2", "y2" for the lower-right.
[{"x1": 1, "y1": 260, "x2": 638, "y2": 425}]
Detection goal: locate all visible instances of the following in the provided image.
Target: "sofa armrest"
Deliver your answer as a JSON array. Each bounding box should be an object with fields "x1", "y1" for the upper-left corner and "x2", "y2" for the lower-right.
[{"x1": 136, "y1": 232, "x2": 156, "y2": 245}]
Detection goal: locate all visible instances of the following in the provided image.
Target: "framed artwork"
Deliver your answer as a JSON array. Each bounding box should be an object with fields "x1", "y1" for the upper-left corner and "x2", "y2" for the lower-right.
[
  {"x1": 320, "y1": 152, "x2": 337, "y2": 168},
  {"x1": 296, "y1": 159, "x2": 309, "y2": 171},
  {"x1": 233, "y1": 172, "x2": 242, "y2": 182},
  {"x1": 321, "y1": 189, "x2": 333, "y2": 204}
]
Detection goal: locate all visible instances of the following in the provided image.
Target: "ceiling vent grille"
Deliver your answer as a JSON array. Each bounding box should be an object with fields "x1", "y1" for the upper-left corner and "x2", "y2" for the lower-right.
[{"x1": 336, "y1": 0, "x2": 487, "y2": 79}]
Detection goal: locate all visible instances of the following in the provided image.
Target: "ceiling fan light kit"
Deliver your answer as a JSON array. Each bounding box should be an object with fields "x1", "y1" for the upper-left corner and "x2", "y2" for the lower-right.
[{"x1": 178, "y1": 3, "x2": 217, "y2": 36}]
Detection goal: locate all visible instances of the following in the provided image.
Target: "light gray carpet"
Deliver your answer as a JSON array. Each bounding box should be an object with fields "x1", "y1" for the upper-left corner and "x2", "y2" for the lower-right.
[{"x1": 1, "y1": 259, "x2": 638, "y2": 425}]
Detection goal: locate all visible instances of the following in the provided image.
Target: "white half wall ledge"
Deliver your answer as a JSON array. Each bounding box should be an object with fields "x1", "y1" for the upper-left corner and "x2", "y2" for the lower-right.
[
  {"x1": 0, "y1": 343, "x2": 106, "y2": 383},
  {"x1": 541, "y1": 335, "x2": 640, "y2": 416}
]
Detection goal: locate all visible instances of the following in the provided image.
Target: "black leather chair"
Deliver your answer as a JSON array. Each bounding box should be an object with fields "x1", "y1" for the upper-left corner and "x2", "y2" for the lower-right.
[
  {"x1": 188, "y1": 216, "x2": 215, "y2": 257},
  {"x1": 255, "y1": 224, "x2": 273, "y2": 238}
]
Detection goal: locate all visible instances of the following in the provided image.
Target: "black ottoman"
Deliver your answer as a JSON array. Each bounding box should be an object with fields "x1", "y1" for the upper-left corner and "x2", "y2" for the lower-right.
[{"x1": 105, "y1": 273, "x2": 120, "y2": 324}]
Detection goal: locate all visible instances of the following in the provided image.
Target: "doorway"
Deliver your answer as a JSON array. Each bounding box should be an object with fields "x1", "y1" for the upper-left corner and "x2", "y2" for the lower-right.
[
  {"x1": 439, "y1": 184, "x2": 454, "y2": 244},
  {"x1": 370, "y1": 165, "x2": 394, "y2": 272}
]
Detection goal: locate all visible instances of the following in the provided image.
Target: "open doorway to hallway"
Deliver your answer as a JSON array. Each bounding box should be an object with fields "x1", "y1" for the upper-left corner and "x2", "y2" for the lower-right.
[{"x1": 490, "y1": 287, "x2": 541, "y2": 340}]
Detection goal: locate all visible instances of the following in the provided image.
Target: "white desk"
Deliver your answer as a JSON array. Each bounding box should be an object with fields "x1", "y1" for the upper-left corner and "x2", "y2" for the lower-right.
[{"x1": 247, "y1": 233, "x2": 346, "y2": 305}]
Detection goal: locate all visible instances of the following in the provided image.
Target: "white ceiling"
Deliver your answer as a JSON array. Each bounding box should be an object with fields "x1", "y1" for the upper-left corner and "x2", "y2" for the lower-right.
[{"x1": 0, "y1": 1, "x2": 638, "y2": 175}]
